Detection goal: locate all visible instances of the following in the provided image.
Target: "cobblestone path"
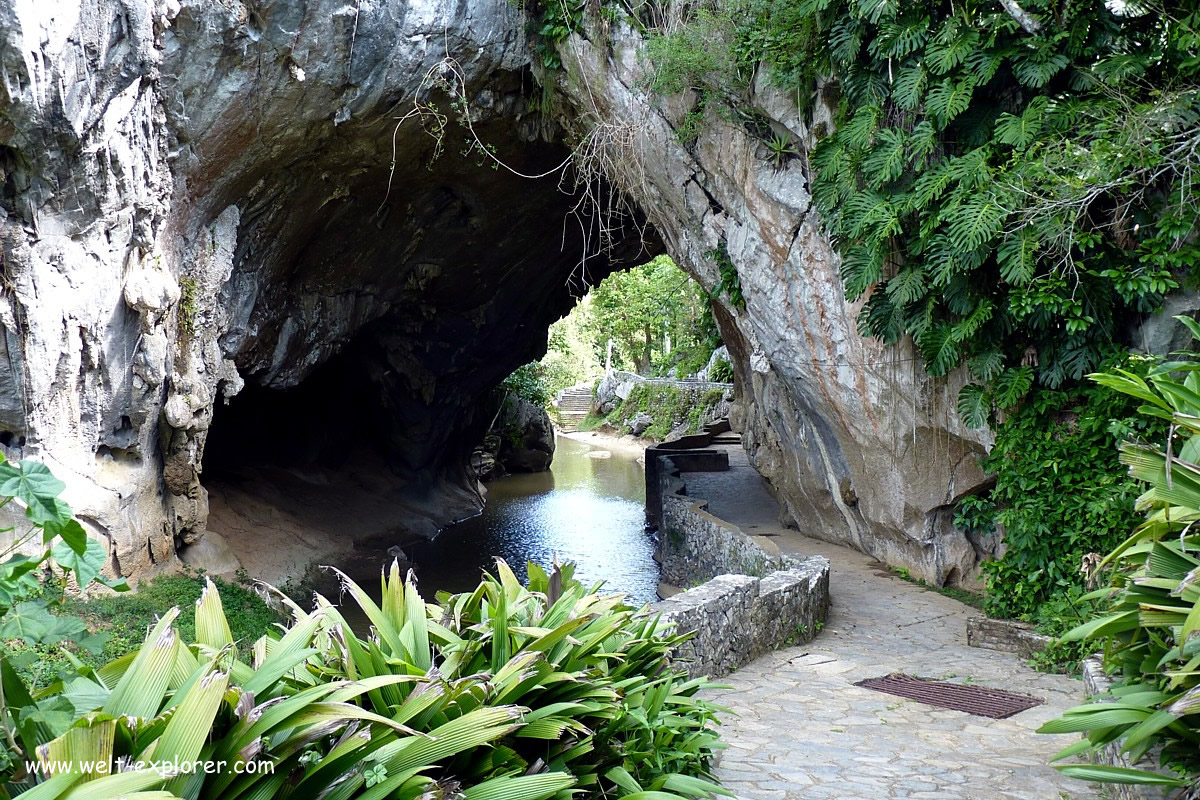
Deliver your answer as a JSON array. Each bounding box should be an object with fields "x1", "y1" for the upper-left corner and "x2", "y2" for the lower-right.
[{"x1": 679, "y1": 448, "x2": 1098, "y2": 800}]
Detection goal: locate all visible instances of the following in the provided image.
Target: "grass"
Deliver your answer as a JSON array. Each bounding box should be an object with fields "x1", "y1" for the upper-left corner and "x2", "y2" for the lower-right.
[
  {"x1": 9, "y1": 571, "x2": 280, "y2": 688},
  {"x1": 888, "y1": 566, "x2": 986, "y2": 610},
  {"x1": 574, "y1": 412, "x2": 611, "y2": 432}
]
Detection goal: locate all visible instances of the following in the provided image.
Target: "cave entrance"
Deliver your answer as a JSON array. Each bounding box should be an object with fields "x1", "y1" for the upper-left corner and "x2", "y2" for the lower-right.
[{"x1": 197, "y1": 330, "x2": 486, "y2": 587}]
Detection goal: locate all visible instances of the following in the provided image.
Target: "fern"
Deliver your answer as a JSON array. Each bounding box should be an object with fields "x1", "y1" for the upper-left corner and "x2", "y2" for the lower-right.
[{"x1": 956, "y1": 383, "x2": 990, "y2": 429}]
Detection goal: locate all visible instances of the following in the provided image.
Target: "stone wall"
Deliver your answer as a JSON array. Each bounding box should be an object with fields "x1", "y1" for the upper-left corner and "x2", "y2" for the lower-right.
[
  {"x1": 652, "y1": 563, "x2": 830, "y2": 679},
  {"x1": 644, "y1": 425, "x2": 831, "y2": 678}
]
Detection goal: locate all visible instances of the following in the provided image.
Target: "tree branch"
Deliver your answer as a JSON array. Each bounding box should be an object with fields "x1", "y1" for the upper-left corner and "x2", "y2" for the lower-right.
[{"x1": 999, "y1": 0, "x2": 1043, "y2": 35}]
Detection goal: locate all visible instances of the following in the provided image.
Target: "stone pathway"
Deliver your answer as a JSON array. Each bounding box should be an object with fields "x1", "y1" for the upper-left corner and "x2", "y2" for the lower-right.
[{"x1": 679, "y1": 447, "x2": 1098, "y2": 800}]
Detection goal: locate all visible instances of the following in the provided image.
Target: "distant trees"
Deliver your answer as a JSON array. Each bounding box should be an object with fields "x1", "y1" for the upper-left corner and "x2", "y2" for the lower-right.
[{"x1": 585, "y1": 255, "x2": 718, "y2": 377}]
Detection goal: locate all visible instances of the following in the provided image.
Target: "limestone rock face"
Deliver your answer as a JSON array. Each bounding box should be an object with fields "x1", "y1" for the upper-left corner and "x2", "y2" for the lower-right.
[
  {"x1": 3, "y1": 0, "x2": 996, "y2": 587},
  {"x1": 552, "y1": 24, "x2": 995, "y2": 586},
  {"x1": 495, "y1": 397, "x2": 556, "y2": 474},
  {"x1": 0, "y1": 0, "x2": 647, "y2": 581}
]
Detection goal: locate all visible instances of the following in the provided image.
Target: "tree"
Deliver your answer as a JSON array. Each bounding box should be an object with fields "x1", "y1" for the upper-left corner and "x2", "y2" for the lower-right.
[{"x1": 586, "y1": 256, "x2": 717, "y2": 376}]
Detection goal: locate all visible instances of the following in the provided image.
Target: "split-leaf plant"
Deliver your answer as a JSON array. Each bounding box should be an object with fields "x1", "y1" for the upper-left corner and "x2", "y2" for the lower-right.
[{"x1": 644, "y1": 0, "x2": 1200, "y2": 424}]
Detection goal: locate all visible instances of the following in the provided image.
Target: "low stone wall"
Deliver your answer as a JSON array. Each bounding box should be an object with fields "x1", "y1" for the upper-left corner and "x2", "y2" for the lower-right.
[
  {"x1": 966, "y1": 617, "x2": 1052, "y2": 659},
  {"x1": 652, "y1": 562, "x2": 830, "y2": 678},
  {"x1": 659, "y1": 488, "x2": 793, "y2": 586},
  {"x1": 643, "y1": 420, "x2": 831, "y2": 678}
]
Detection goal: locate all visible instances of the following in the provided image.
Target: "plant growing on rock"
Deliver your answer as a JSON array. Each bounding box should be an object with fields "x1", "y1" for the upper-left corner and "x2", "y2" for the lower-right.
[{"x1": 645, "y1": 0, "x2": 1200, "y2": 423}]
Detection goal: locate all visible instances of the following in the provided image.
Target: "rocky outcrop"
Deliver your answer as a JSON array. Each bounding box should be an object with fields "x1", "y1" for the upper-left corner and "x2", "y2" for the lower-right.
[
  {"x1": 0, "y1": 0, "x2": 648, "y2": 582},
  {"x1": 489, "y1": 396, "x2": 556, "y2": 475},
  {"x1": 550, "y1": 22, "x2": 994, "y2": 586},
  {"x1": 3, "y1": 0, "x2": 995, "y2": 587}
]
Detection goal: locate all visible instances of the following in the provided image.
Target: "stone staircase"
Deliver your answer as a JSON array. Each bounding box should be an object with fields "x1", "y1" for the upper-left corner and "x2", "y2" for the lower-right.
[
  {"x1": 555, "y1": 388, "x2": 593, "y2": 431},
  {"x1": 710, "y1": 431, "x2": 742, "y2": 446}
]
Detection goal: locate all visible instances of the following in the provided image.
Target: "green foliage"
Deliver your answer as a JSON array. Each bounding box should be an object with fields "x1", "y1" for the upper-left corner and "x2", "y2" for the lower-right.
[
  {"x1": 0, "y1": 456, "x2": 129, "y2": 670},
  {"x1": 541, "y1": 303, "x2": 604, "y2": 397},
  {"x1": 498, "y1": 362, "x2": 551, "y2": 408},
  {"x1": 9, "y1": 572, "x2": 279, "y2": 690},
  {"x1": 648, "y1": 0, "x2": 1200, "y2": 420},
  {"x1": 765, "y1": 133, "x2": 798, "y2": 168},
  {"x1": 524, "y1": 0, "x2": 587, "y2": 69},
  {"x1": 607, "y1": 384, "x2": 726, "y2": 441},
  {"x1": 1039, "y1": 319, "x2": 1200, "y2": 789},
  {"x1": 955, "y1": 354, "x2": 1165, "y2": 623},
  {"x1": 709, "y1": 354, "x2": 735, "y2": 384},
  {"x1": 178, "y1": 276, "x2": 199, "y2": 337},
  {"x1": 644, "y1": 11, "x2": 741, "y2": 95},
  {"x1": 587, "y1": 256, "x2": 719, "y2": 377},
  {"x1": 2, "y1": 561, "x2": 729, "y2": 799},
  {"x1": 708, "y1": 244, "x2": 744, "y2": 311},
  {"x1": 887, "y1": 566, "x2": 985, "y2": 610}
]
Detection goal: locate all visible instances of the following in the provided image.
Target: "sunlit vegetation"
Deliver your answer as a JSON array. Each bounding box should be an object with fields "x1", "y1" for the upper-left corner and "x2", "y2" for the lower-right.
[{"x1": 2, "y1": 561, "x2": 728, "y2": 800}]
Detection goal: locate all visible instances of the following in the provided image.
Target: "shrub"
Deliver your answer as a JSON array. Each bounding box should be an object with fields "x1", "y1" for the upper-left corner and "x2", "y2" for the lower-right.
[
  {"x1": 498, "y1": 362, "x2": 551, "y2": 408},
  {"x1": 1039, "y1": 318, "x2": 1200, "y2": 791},
  {"x1": 709, "y1": 356, "x2": 734, "y2": 384},
  {"x1": 2, "y1": 560, "x2": 728, "y2": 799},
  {"x1": 955, "y1": 354, "x2": 1165, "y2": 624}
]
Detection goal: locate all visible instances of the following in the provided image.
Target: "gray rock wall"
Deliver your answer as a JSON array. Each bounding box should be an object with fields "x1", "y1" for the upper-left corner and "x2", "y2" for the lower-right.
[
  {"x1": 552, "y1": 21, "x2": 996, "y2": 587},
  {"x1": 652, "y1": 562, "x2": 830, "y2": 679},
  {"x1": 0, "y1": 0, "x2": 648, "y2": 580},
  {"x1": 3, "y1": 0, "x2": 997, "y2": 588}
]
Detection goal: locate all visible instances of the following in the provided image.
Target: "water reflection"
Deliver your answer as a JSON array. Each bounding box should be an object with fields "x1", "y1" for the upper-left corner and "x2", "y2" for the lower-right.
[{"x1": 405, "y1": 435, "x2": 656, "y2": 604}]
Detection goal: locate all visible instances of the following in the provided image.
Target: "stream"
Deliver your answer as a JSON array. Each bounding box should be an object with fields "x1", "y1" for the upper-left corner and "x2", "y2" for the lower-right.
[{"x1": 334, "y1": 434, "x2": 659, "y2": 610}]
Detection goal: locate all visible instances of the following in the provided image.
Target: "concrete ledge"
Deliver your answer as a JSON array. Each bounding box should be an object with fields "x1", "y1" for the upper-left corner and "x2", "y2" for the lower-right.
[
  {"x1": 641, "y1": 419, "x2": 832, "y2": 678},
  {"x1": 652, "y1": 560, "x2": 831, "y2": 678},
  {"x1": 966, "y1": 617, "x2": 1052, "y2": 658}
]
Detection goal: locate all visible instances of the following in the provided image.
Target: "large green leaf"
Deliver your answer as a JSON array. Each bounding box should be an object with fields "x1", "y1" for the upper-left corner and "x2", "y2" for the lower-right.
[
  {"x1": 0, "y1": 459, "x2": 68, "y2": 524},
  {"x1": 52, "y1": 536, "x2": 106, "y2": 589}
]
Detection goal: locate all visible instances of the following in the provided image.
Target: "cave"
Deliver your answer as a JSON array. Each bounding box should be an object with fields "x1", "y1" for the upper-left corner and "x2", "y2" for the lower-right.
[{"x1": 180, "y1": 64, "x2": 661, "y2": 582}]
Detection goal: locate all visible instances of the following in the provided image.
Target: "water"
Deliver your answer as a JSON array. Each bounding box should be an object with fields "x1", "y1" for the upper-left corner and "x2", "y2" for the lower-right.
[{"x1": 338, "y1": 434, "x2": 659, "y2": 608}]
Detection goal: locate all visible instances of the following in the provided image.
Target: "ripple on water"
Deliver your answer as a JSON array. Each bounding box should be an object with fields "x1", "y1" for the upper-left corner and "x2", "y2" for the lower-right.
[{"x1": 356, "y1": 434, "x2": 659, "y2": 607}]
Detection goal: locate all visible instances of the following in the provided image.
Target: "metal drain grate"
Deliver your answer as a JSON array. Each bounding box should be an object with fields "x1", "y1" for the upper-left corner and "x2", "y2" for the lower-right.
[{"x1": 853, "y1": 673, "x2": 1043, "y2": 719}]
